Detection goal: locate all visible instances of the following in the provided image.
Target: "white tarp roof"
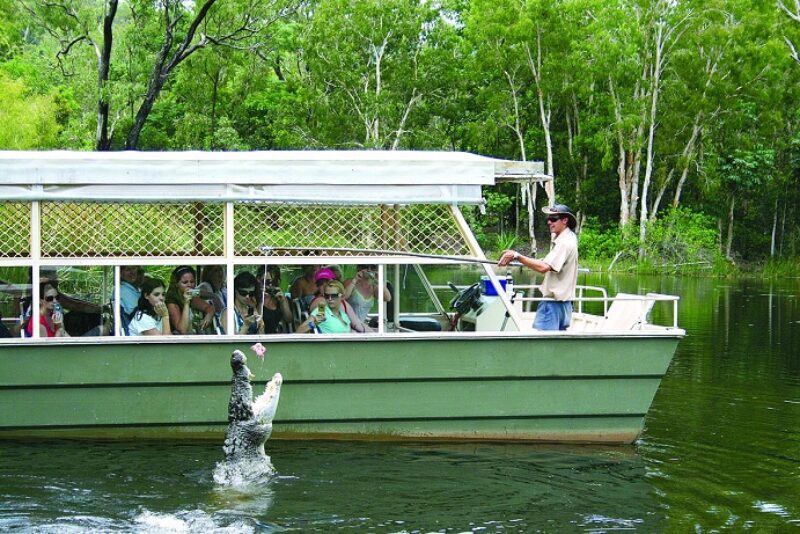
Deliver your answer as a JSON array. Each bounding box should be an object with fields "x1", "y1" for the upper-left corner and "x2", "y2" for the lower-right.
[{"x1": 0, "y1": 150, "x2": 548, "y2": 205}]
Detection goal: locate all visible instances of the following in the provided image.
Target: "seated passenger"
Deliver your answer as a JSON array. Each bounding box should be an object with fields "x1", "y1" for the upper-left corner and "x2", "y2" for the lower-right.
[
  {"x1": 24, "y1": 283, "x2": 69, "y2": 338},
  {"x1": 222, "y1": 271, "x2": 265, "y2": 335},
  {"x1": 197, "y1": 265, "x2": 227, "y2": 313},
  {"x1": 31, "y1": 267, "x2": 109, "y2": 336},
  {"x1": 128, "y1": 277, "x2": 171, "y2": 336},
  {"x1": 290, "y1": 264, "x2": 320, "y2": 308},
  {"x1": 307, "y1": 267, "x2": 336, "y2": 310},
  {"x1": 309, "y1": 268, "x2": 368, "y2": 333},
  {"x1": 165, "y1": 266, "x2": 215, "y2": 335},
  {"x1": 257, "y1": 265, "x2": 292, "y2": 334},
  {"x1": 114, "y1": 265, "x2": 142, "y2": 335},
  {"x1": 297, "y1": 280, "x2": 354, "y2": 334},
  {"x1": 119, "y1": 265, "x2": 142, "y2": 316},
  {"x1": 343, "y1": 265, "x2": 392, "y2": 323}
]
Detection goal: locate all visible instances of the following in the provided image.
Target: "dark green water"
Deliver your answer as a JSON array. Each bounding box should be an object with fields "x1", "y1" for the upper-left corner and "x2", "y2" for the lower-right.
[{"x1": 2, "y1": 275, "x2": 799, "y2": 532}]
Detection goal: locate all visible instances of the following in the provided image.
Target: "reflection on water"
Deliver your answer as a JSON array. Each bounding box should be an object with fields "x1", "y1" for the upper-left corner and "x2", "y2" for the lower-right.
[{"x1": 2, "y1": 275, "x2": 800, "y2": 532}]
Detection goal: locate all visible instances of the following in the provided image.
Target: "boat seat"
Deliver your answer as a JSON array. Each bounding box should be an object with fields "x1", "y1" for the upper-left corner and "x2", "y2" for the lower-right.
[
  {"x1": 365, "y1": 314, "x2": 444, "y2": 332},
  {"x1": 600, "y1": 293, "x2": 656, "y2": 331},
  {"x1": 399, "y1": 316, "x2": 442, "y2": 332}
]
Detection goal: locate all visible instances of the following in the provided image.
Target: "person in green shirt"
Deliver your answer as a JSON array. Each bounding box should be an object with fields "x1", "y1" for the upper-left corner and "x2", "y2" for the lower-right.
[{"x1": 298, "y1": 280, "x2": 352, "y2": 334}]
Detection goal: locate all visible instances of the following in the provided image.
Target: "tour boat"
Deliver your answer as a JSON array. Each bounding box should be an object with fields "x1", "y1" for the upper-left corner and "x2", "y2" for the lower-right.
[{"x1": 0, "y1": 151, "x2": 683, "y2": 444}]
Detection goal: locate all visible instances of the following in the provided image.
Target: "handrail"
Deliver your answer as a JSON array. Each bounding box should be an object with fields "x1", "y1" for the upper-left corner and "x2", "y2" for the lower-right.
[
  {"x1": 431, "y1": 284, "x2": 680, "y2": 329},
  {"x1": 513, "y1": 284, "x2": 609, "y2": 316},
  {"x1": 515, "y1": 293, "x2": 680, "y2": 329}
]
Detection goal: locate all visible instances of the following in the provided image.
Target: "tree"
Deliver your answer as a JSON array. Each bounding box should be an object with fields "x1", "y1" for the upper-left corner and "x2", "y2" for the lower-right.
[
  {"x1": 19, "y1": 0, "x2": 297, "y2": 149},
  {"x1": 298, "y1": 0, "x2": 437, "y2": 149}
]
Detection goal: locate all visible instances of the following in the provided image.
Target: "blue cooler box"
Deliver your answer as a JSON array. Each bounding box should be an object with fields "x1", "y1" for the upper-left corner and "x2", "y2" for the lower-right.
[{"x1": 481, "y1": 276, "x2": 508, "y2": 296}]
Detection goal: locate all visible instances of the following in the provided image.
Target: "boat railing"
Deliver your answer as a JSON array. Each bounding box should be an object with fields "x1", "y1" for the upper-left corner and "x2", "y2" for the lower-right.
[
  {"x1": 433, "y1": 283, "x2": 679, "y2": 330},
  {"x1": 515, "y1": 289, "x2": 680, "y2": 330},
  {"x1": 512, "y1": 284, "x2": 609, "y2": 315}
]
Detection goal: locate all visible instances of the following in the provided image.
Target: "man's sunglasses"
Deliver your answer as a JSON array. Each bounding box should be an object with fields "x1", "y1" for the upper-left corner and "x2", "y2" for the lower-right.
[{"x1": 547, "y1": 215, "x2": 563, "y2": 223}]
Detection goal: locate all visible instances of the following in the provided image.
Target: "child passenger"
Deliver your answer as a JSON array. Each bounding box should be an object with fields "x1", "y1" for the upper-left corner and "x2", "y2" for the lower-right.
[{"x1": 128, "y1": 277, "x2": 171, "y2": 336}]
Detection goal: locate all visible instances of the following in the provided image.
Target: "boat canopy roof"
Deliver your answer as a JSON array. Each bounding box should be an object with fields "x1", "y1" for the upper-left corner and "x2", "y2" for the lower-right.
[{"x1": 0, "y1": 150, "x2": 548, "y2": 205}]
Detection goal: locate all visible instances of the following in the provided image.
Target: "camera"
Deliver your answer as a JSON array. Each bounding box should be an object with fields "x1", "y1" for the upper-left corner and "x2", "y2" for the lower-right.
[
  {"x1": 265, "y1": 286, "x2": 280, "y2": 296},
  {"x1": 189, "y1": 288, "x2": 201, "y2": 297}
]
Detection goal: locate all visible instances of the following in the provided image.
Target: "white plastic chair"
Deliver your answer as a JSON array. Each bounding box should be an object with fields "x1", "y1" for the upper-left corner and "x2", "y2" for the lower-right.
[{"x1": 601, "y1": 293, "x2": 656, "y2": 331}]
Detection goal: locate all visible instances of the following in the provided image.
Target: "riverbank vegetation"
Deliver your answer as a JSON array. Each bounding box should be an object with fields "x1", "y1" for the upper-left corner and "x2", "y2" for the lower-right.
[{"x1": 2, "y1": 0, "x2": 799, "y2": 275}]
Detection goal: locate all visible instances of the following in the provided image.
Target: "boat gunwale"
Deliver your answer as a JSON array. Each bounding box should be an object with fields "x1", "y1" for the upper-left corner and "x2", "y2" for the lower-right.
[{"x1": 0, "y1": 327, "x2": 686, "y2": 347}]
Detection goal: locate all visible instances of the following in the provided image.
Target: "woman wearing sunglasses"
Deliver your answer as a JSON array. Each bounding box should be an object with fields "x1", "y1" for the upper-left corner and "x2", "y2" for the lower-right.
[
  {"x1": 256, "y1": 265, "x2": 292, "y2": 334},
  {"x1": 25, "y1": 283, "x2": 69, "y2": 338},
  {"x1": 298, "y1": 280, "x2": 353, "y2": 334},
  {"x1": 221, "y1": 271, "x2": 265, "y2": 335}
]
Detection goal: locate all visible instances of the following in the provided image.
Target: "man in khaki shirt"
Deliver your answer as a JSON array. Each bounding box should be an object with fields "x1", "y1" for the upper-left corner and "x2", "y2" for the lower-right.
[{"x1": 498, "y1": 204, "x2": 578, "y2": 330}]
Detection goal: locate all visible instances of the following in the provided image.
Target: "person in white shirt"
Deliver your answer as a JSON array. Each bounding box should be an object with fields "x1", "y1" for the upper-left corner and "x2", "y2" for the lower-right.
[
  {"x1": 498, "y1": 204, "x2": 578, "y2": 331},
  {"x1": 128, "y1": 277, "x2": 172, "y2": 336}
]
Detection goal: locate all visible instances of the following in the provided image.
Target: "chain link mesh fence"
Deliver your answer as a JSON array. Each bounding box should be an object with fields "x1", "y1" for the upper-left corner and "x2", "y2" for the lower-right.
[
  {"x1": 234, "y1": 203, "x2": 470, "y2": 257},
  {"x1": 39, "y1": 202, "x2": 225, "y2": 258},
  {"x1": 0, "y1": 201, "x2": 470, "y2": 259},
  {"x1": 0, "y1": 203, "x2": 31, "y2": 258}
]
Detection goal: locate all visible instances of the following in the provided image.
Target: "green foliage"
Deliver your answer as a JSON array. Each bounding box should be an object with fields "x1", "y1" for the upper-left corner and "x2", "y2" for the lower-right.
[
  {"x1": 1, "y1": 0, "x2": 800, "y2": 270},
  {"x1": 578, "y1": 209, "x2": 731, "y2": 274},
  {"x1": 577, "y1": 218, "x2": 623, "y2": 261},
  {"x1": 460, "y1": 206, "x2": 491, "y2": 252},
  {"x1": 0, "y1": 73, "x2": 60, "y2": 149},
  {"x1": 481, "y1": 189, "x2": 514, "y2": 231},
  {"x1": 639, "y1": 208, "x2": 728, "y2": 273},
  {"x1": 761, "y1": 258, "x2": 800, "y2": 278},
  {"x1": 496, "y1": 231, "x2": 518, "y2": 251}
]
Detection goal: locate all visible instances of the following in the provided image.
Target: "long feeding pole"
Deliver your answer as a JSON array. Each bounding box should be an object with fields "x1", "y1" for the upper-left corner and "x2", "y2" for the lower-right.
[{"x1": 258, "y1": 245, "x2": 521, "y2": 267}]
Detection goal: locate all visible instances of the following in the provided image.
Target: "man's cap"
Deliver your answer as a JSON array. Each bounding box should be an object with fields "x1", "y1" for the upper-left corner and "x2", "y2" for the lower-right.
[{"x1": 542, "y1": 204, "x2": 577, "y2": 229}]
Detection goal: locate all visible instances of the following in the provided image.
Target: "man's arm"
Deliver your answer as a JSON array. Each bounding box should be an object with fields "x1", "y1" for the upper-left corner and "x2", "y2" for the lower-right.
[{"x1": 498, "y1": 250, "x2": 552, "y2": 274}]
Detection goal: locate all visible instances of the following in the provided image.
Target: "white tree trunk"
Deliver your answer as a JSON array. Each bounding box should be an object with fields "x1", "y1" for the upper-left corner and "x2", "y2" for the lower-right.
[
  {"x1": 639, "y1": 6, "x2": 688, "y2": 256},
  {"x1": 726, "y1": 196, "x2": 735, "y2": 260},
  {"x1": 771, "y1": 198, "x2": 778, "y2": 257},
  {"x1": 504, "y1": 69, "x2": 537, "y2": 255},
  {"x1": 524, "y1": 36, "x2": 555, "y2": 206},
  {"x1": 609, "y1": 79, "x2": 630, "y2": 226},
  {"x1": 650, "y1": 168, "x2": 674, "y2": 221},
  {"x1": 672, "y1": 118, "x2": 702, "y2": 208}
]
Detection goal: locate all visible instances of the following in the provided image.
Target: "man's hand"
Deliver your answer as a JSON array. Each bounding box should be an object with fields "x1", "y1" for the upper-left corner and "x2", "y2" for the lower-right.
[{"x1": 497, "y1": 250, "x2": 518, "y2": 267}]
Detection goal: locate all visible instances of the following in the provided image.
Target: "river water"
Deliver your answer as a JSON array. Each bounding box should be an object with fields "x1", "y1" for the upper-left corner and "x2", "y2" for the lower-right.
[{"x1": 1, "y1": 274, "x2": 799, "y2": 532}]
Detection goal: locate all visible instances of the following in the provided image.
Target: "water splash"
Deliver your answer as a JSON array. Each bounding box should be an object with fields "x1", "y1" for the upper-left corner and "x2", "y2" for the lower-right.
[
  {"x1": 212, "y1": 457, "x2": 276, "y2": 487},
  {"x1": 133, "y1": 509, "x2": 255, "y2": 533}
]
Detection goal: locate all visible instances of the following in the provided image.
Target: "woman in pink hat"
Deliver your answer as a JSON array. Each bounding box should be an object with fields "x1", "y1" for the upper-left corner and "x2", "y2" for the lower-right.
[{"x1": 308, "y1": 267, "x2": 367, "y2": 333}]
